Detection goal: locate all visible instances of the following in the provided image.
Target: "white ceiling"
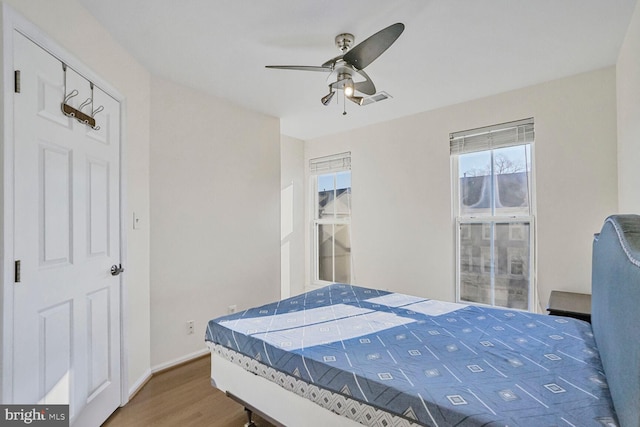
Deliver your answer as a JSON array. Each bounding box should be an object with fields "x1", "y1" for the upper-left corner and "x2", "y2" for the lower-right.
[{"x1": 79, "y1": 0, "x2": 636, "y2": 140}]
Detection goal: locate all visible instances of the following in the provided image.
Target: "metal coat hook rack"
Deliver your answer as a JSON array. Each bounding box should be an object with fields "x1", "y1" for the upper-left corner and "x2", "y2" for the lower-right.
[{"x1": 60, "y1": 64, "x2": 103, "y2": 131}]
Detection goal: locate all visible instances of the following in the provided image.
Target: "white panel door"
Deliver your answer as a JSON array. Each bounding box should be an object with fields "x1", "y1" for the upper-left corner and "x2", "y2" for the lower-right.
[{"x1": 12, "y1": 32, "x2": 122, "y2": 426}]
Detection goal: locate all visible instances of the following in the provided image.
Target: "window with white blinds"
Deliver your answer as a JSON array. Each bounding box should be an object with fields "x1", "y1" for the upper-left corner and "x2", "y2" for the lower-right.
[
  {"x1": 309, "y1": 152, "x2": 351, "y2": 174},
  {"x1": 450, "y1": 118, "x2": 534, "y2": 155},
  {"x1": 451, "y1": 119, "x2": 536, "y2": 311}
]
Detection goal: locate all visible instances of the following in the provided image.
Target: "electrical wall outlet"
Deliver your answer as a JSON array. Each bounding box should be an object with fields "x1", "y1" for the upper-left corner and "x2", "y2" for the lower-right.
[
  {"x1": 187, "y1": 320, "x2": 195, "y2": 335},
  {"x1": 228, "y1": 305, "x2": 237, "y2": 314}
]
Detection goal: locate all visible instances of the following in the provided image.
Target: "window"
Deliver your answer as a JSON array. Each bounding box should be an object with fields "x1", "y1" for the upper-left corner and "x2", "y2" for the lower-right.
[
  {"x1": 481, "y1": 246, "x2": 492, "y2": 273},
  {"x1": 451, "y1": 119, "x2": 535, "y2": 310},
  {"x1": 482, "y1": 223, "x2": 491, "y2": 240},
  {"x1": 460, "y1": 224, "x2": 471, "y2": 240},
  {"x1": 460, "y1": 246, "x2": 472, "y2": 272},
  {"x1": 310, "y1": 153, "x2": 352, "y2": 284},
  {"x1": 508, "y1": 247, "x2": 527, "y2": 276},
  {"x1": 509, "y1": 223, "x2": 525, "y2": 240}
]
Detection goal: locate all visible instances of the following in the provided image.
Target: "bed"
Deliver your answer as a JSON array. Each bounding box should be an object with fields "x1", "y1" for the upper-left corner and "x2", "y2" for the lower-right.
[{"x1": 206, "y1": 215, "x2": 640, "y2": 427}]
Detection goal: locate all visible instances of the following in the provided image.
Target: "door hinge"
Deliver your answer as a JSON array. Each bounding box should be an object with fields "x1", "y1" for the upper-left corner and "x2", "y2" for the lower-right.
[
  {"x1": 14, "y1": 260, "x2": 21, "y2": 283},
  {"x1": 14, "y1": 70, "x2": 21, "y2": 93}
]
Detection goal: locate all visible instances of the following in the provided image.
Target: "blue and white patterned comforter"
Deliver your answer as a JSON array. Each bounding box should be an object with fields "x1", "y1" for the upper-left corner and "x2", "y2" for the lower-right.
[{"x1": 205, "y1": 284, "x2": 617, "y2": 426}]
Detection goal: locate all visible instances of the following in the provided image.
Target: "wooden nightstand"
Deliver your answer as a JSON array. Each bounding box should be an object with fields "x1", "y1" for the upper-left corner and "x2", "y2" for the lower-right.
[{"x1": 547, "y1": 290, "x2": 591, "y2": 323}]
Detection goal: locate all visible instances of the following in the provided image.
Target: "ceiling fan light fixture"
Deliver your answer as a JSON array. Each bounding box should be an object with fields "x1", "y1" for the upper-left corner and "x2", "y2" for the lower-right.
[
  {"x1": 321, "y1": 91, "x2": 335, "y2": 106},
  {"x1": 343, "y1": 80, "x2": 355, "y2": 97},
  {"x1": 347, "y1": 95, "x2": 364, "y2": 106}
]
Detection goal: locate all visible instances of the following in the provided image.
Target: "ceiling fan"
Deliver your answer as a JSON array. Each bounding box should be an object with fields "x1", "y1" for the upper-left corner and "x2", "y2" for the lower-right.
[{"x1": 266, "y1": 23, "x2": 405, "y2": 113}]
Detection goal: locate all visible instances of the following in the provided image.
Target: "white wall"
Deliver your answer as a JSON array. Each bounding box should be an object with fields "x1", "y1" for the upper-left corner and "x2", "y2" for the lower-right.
[
  {"x1": 281, "y1": 135, "x2": 305, "y2": 297},
  {"x1": 149, "y1": 76, "x2": 281, "y2": 367},
  {"x1": 1, "y1": 0, "x2": 152, "y2": 396},
  {"x1": 617, "y1": 0, "x2": 640, "y2": 213},
  {"x1": 305, "y1": 67, "x2": 618, "y2": 311}
]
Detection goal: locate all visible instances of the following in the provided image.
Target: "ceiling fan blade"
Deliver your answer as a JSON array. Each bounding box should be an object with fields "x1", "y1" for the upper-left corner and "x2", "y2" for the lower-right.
[
  {"x1": 354, "y1": 69, "x2": 376, "y2": 95},
  {"x1": 265, "y1": 65, "x2": 332, "y2": 72},
  {"x1": 343, "y1": 23, "x2": 404, "y2": 70},
  {"x1": 321, "y1": 54, "x2": 343, "y2": 68}
]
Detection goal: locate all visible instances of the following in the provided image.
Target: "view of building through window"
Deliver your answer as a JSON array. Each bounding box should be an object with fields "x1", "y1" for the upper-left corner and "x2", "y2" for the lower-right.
[
  {"x1": 315, "y1": 171, "x2": 351, "y2": 283},
  {"x1": 456, "y1": 143, "x2": 533, "y2": 310},
  {"x1": 459, "y1": 222, "x2": 530, "y2": 309}
]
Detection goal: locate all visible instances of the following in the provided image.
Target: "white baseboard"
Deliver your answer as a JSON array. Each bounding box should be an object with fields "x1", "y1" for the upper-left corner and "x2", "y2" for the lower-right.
[
  {"x1": 128, "y1": 368, "x2": 152, "y2": 399},
  {"x1": 150, "y1": 347, "x2": 210, "y2": 374},
  {"x1": 126, "y1": 348, "x2": 210, "y2": 400}
]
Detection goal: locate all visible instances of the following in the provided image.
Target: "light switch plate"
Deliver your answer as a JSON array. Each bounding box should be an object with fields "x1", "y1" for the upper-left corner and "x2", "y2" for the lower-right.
[{"x1": 133, "y1": 212, "x2": 141, "y2": 230}]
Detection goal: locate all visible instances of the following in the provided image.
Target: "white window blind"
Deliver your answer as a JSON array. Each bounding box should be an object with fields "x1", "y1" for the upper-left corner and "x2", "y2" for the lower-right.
[
  {"x1": 450, "y1": 118, "x2": 534, "y2": 155},
  {"x1": 309, "y1": 152, "x2": 351, "y2": 174}
]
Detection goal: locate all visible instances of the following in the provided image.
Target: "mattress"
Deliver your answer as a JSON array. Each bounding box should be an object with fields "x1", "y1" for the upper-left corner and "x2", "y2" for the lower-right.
[{"x1": 205, "y1": 284, "x2": 618, "y2": 426}]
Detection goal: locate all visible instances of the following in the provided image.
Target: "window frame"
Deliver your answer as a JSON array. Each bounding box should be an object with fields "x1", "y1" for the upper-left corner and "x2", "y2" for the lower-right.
[
  {"x1": 309, "y1": 154, "x2": 352, "y2": 286},
  {"x1": 451, "y1": 120, "x2": 537, "y2": 311}
]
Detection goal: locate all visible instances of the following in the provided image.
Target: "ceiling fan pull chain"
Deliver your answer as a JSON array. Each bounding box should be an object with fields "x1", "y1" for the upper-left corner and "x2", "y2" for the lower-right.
[{"x1": 343, "y1": 90, "x2": 347, "y2": 115}]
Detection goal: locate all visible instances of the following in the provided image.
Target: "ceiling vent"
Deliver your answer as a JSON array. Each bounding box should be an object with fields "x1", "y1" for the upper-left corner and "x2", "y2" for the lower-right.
[{"x1": 361, "y1": 91, "x2": 392, "y2": 106}]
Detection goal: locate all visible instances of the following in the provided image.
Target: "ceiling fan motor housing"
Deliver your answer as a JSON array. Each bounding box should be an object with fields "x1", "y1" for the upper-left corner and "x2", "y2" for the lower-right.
[{"x1": 335, "y1": 33, "x2": 355, "y2": 52}]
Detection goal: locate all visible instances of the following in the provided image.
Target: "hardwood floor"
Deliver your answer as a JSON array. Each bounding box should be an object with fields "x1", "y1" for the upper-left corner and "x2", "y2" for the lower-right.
[{"x1": 103, "y1": 355, "x2": 274, "y2": 427}]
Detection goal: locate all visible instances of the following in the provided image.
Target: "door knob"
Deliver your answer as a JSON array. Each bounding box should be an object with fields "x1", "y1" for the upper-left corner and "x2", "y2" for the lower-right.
[{"x1": 110, "y1": 264, "x2": 124, "y2": 276}]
